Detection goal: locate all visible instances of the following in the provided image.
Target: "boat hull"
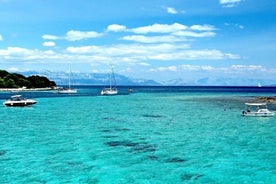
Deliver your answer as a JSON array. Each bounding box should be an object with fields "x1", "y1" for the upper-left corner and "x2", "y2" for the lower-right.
[
  {"x1": 101, "y1": 89, "x2": 118, "y2": 95},
  {"x1": 57, "y1": 89, "x2": 77, "y2": 94},
  {"x1": 4, "y1": 100, "x2": 37, "y2": 107},
  {"x1": 242, "y1": 111, "x2": 275, "y2": 117}
]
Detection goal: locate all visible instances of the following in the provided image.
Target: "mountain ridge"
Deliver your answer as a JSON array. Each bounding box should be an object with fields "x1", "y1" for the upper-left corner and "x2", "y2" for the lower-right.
[{"x1": 19, "y1": 71, "x2": 276, "y2": 86}]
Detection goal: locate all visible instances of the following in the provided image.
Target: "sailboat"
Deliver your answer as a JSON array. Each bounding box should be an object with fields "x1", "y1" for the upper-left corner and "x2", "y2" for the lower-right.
[
  {"x1": 58, "y1": 64, "x2": 77, "y2": 94},
  {"x1": 101, "y1": 64, "x2": 118, "y2": 95}
]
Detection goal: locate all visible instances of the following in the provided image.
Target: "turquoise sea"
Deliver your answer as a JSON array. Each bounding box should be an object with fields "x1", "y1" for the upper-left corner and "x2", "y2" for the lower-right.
[{"x1": 0, "y1": 86, "x2": 275, "y2": 184}]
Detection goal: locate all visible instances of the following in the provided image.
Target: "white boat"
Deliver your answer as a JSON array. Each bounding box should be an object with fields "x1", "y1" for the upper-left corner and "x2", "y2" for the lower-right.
[
  {"x1": 101, "y1": 65, "x2": 118, "y2": 95},
  {"x1": 242, "y1": 103, "x2": 275, "y2": 117},
  {"x1": 3, "y1": 95, "x2": 37, "y2": 107},
  {"x1": 58, "y1": 64, "x2": 77, "y2": 94},
  {"x1": 58, "y1": 88, "x2": 77, "y2": 94}
]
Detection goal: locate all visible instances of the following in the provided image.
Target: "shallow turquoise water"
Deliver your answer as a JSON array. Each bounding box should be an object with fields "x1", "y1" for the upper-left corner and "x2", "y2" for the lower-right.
[{"x1": 0, "y1": 87, "x2": 275, "y2": 183}]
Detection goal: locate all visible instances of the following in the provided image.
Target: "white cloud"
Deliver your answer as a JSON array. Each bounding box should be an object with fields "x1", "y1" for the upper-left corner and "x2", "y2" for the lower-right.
[
  {"x1": 42, "y1": 30, "x2": 103, "y2": 41},
  {"x1": 181, "y1": 65, "x2": 214, "y2": 71},
  {"x1": 106, "y1": 24, "x2": 127, "y2": 32},
  {"x1": 43, "y1": 41, "x2": 55, "y2": 47},
  {"x1": 0, "y1": 43, "x2": 238, "y2": 64},
  {"x1": 122, "y1": 35, "x2": 187, "y2": 43},
  {"x1": 151, "y1": 66, "x2": 178, "y2": 72},
  {"x1": 139, "y1": 62, "x2": 150, "y2": 66},
  {"x1": 190, "y1": 25, "x2": 217, "y2": 31},
  {"x1": 220, "y1": 0, "x2": 241, "y2": 8},
  {"x1": 105, "y1": 23, "x2": 218, "y2": 39},
  {"x1": 8, "y1": 67, "x2": 19, "y2": 72},
  {"x1": 65, "y1": 30, "x2": 103, "y2": 41},
  {"x1": 0, "y1": 34, "x2": 3, "y2": 41},
  {"x1": 148, "y1": 49, "x2": 239, "y2": 61},
  {"x1": 66, "y1": 46, "x2": 100, "y2": 54},
  {"x1": 167, "y1": 7, "x2": 178, "y2": 14},
  {"x1": 173, "y1": 31, "x2": 216, "y2": 38},
  {"x1": 131, "y1": 23, "x2": 188, "y2": 34},
  {"x1": 149, "y1": 64, "x2": 275, "y2": 75},
  {"x1": 0, "y1": 47, "x2": 64, "y2": 61},
  {"x1": 42, "y1": 34, "x2": 59, "y2": 40},
  {"x1": 150, "y1": 65, "x2": 214, "y2": 72},
  {"x1": 231, "y1": 65, "x2": 265, "y2": 71}
]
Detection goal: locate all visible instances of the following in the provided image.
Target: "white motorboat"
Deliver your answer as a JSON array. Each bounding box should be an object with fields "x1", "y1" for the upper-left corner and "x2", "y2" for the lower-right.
[
  {"x1": 242, "y1": 103, "x2": 275, "y2": 117},
  {"x1": 3, "y1": 95, "x2": 37, "y2": 107},
  {"x1": 101, "y1": 64, "x2": 118, "y2": 96}
]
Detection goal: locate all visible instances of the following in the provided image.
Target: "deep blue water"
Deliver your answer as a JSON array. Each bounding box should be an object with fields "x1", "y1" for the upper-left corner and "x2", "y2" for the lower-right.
[{"x1": 0, "y1": 86, "x2": 275, "y2": 183}]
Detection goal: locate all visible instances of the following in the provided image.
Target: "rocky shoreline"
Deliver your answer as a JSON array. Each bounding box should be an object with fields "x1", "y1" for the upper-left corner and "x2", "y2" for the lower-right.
[{"x1": 257, "y1": 96, "x2": 276, "y2": 103}]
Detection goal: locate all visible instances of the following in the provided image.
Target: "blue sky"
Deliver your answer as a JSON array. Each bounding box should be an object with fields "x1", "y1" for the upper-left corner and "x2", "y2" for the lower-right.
[{"x1": 0, "y1": 0, "x2": 275, "y2": 85}]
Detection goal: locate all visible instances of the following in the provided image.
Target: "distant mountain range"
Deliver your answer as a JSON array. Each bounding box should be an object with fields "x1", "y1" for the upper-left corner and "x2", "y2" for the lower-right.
[
  {"x1": 19, "y1": 71, "x2": 276, "y2": 86},
  {"x1": 165, "y1": 77, "x2": 276, "y2": 86},
  {"x1": 20, "y1": 71, "x2": 161, "y2": 86}
]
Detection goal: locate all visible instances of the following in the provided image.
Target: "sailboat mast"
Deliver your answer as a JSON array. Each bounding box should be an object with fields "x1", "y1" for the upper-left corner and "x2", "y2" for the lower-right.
[
  {"x1": 109, "y1": 65, "x2": 112, "y2": 90},
  {"x1": 68, "y1": 63, "x2": 71, "y2": 89}
]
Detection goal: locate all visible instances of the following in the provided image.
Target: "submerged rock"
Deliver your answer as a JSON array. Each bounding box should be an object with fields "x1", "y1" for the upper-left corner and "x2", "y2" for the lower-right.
[
  {"x1": 105, "y1": 141, "x2": 139, "y2": 147},
  {"x1": 142, "y1": 114, "x2": 163, "y2": 118},
  {"x1": 166, "y1": 157, "x2": 187, "y2": 163},
  {"x1": 257, "y1": 96, "x2": 276, "y2": 103},
  {"x1": 130, "y1": 144, "x2": 157, "y2": 153},
  {"x1": 0, "y1": 150, "x2": 7, "y2": 156},
  {"x1": 181, "y1": 173, "x2": 204, "y2": 181},
  {"x1": 105, "y1": 140, "x2": 157, "y2": 154}
]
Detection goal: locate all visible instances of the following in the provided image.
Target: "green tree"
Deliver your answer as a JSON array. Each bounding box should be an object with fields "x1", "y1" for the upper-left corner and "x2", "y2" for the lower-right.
[{"x1": 0, "y1": 69, "x2": 56, "y2": 88}]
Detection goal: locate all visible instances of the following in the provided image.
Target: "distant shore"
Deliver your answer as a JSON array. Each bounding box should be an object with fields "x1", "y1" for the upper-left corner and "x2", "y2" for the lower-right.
[
  {"x1": 256, "y1": 96, "x2": 276, "y2": 103},
  {"x1": 0, "y1": 87, "x2": 56, "y2": 92}
]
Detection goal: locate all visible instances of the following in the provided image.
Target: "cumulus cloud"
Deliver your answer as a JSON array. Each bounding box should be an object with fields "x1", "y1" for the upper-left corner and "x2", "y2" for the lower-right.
[
  {"x1": 150, "y1": 65, "x2": 215, "y2": 72},
  {"x1": 231, "y1": 65, "x2": 265, "y2": 71},
  {"x1": 151, "y1": 66, "x2": 178, "y2": 72},
  {"x1": 131, "y1": 23, "x2": 188, "y2": 34},
  {"x1": 106, "y1": 24, "x2": 127, "y2": 32},
  {"x1": 0, "y1": 34, "x2": 3, "y2": 41},
  {"x1": 105, "y1": 23, "x2": 217, "y2": 42},
  {"x1": 190, "y1": 25, "x2": 217, "y2": 31},
  {"x1": 181, "y1": 65, "x2": 214, "y2": 71},
  {"x1": 65, "y1": 30, "x2": 102, "y2": 41},
  {"x1": 173, "y1": 31, "x2": 216, "y2": 38},
  {"x1": 122, "y1": 35, "x2": 187, "y2": 43},
  {"x1": 0, "y1": 47, "x2": 64, "y2": 61},
  {"x1": 42, "y1": 34, "x2": 59, "y2": 40},
  {"x1": 0, "y1": 22, "x2": 240, "y2": 69},
  {"x1": 104, "y1": 23, "x2": 218, "y2": 41},
  {"x1": 43, "y1": 41, "x2": 55, "y2": 47},
  {"x1": 219, "y1": 0, "x2": 241, "y2": 8},
  {"x1": 0, "y1": 42, "x2": 239, "y2": 65},
  {"x1": 42, "y1": 30, "x2": 102, "y2": 41}
]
